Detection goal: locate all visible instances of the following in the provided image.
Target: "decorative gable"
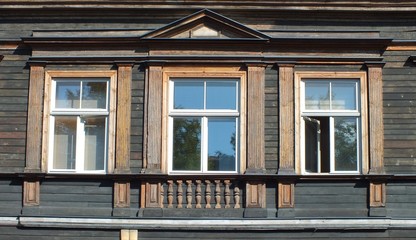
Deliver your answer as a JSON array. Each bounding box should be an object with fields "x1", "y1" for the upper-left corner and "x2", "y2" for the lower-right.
[{"x1": 141, "y1": 9, "x2": 269, "y2": 40}]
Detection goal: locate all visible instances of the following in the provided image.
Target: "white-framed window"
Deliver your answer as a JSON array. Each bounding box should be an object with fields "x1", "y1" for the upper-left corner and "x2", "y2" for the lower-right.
[
  {"x1": 48, "y1": 78, "x2": 110, "y2": 173},
  {"x1": 296, "y1": 72, "x2": 368, "y2": 175},
  {"x1": 168, "y1": 78, "x2": 240, "y2": 174}
]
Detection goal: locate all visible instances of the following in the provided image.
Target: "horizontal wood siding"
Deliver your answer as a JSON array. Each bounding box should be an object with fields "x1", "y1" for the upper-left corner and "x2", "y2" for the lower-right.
[
  {"x1": 295, "y1": 182, "x2": 367, "y2": 217},
  {"x1": 130, "y1": 67, "x2": 145, "y2": 173},
  {"x1": 382, "y1": 50, "x2": 416, "y2": 173},
  {"x1": 0, "y1": 178, "x2": 22, "y2": 216},
  {"x1": 0, "y1": 52, "x2": 29, "y2": 173},
  {"x1": 386, "y1": 181, "x2": 416, "y2": 217},
  {"x1": 265, "y1": 67, "x2": 278, "y2": 172},
  {"x1": 0, "y1": 227, "x2": 119, "y2": 240},
  {"x1": 39, "y1": 179, "x2": 113, "y2": 216}
]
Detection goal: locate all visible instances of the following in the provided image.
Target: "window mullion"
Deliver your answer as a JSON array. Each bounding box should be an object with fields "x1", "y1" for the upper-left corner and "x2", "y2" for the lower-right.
[
  {"x1": 76, "y1": 116, "x2": 85, "y2": 172},
  {"x1": 202, "y1": 116, "x2": 207, "y2": 173},
  {"x1": 329, "y1": 116, "x2": 335, "y2": 173}
]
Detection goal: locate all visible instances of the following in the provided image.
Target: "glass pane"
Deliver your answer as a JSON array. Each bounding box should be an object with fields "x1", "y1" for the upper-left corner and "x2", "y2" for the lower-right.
[
  {"x1": 174, "y1": 81, "x2": 204, "y2": 109},
  {"x1": 208, "y1": 118, "x2": 236, "y2": 171},
  {"x1": 55, "y1": 82, "x2": 80, "y2": 108},
  {"x1": 206, "y1": 81, "x2": 237, "y2": 110},
  {"x1": 84, "y1": 117, "x2": 106, "y2": 171},
  {"x1": 304, "y1": 117, "x2": 319, "y2": 173},
  {"x1": 81, "y1": 81, "x2": 107, "y2": 109},
  {"x1": 304, "y1": 81, "x2": 330, "y2": 110},
  {"x1": 334, "y1": 117, "x2": 358, "y2": 171},
  {"x1": 172, "y1": 118, "x2": 201, "y2": 171},
  {"x1": 53, "y1": 116, "x2": 77, "y2": 169},
  {"x1": 332, "y1": 82, "x2": 357, "y2": 110}
]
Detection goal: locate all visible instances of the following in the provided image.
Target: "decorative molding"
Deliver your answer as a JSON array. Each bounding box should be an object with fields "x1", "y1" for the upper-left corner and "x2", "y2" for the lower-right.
[
  {"x1": 369, "y1": 182, "x2": 386, "y2": 207},
  {"x1": 115, "y1": 63, "x2": 133, "y2": 173},
  {"x1": 114, "y1": 181, "x2": 130, "y2": 208},
  {"x1": 144, "y1": 181, "x2": 163, "y2": 208},
  {"x1": 245, "y1": 181, "x2": 266, "y2": 208},
  {"x1": 25, "y1": 64, "x2": 45, "y2": 173},
  {"x1": 23, "y1": 180, "x2": 40, "y2": 206},
  {"x1": 278, "y1": 182, "x2": 294, "y2": 208}
]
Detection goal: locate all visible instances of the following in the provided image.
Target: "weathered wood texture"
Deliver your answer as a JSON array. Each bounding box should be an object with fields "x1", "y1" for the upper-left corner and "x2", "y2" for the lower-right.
[
  {"x1": 114, "y1": 181, "x2": 130, "y2": 208},
  {"x1": 386, "y1": 181, "x2": 416, "y2": 217},
  {"x1": 295, "y1": 182, "x2": 368, "y2": 217},
  {"x1": 264, "y1": 67, "x2": 278, "y2": 172},
  {"x1": 39, "y1": 179, "x2": 113, "y2": 216},
  {"x1": 370, "y1": 182, "x2": 386, "y2": 207},
  {"x1": 130, "y1": 68, "x2": 145, "y2": 173},
  {"x1": 115, "y1": 64, "x2": 133, "y2": 173},
  {"x1": 23, "y1": 179, "x2": 40, "y2": 206},
  {"x1": 0, "y1": 179, "x2": 22, "y2": 216},
  {"x1": 0, "y1": 53, "x2": 29, "y2": 173},
  {"x1": 246, "y1": 65, "x2": 265, "y2": 173}
]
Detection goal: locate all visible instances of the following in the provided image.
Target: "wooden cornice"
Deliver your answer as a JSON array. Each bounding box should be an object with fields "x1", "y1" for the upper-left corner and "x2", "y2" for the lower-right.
[{"x1": 3, "y1": 1, "x2": 416, "y2": 12}]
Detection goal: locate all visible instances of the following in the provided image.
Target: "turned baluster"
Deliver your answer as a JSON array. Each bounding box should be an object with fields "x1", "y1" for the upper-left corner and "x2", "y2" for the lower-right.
[
  {"x1": 160, "y1": 183, "x2": 164, "y2": 208},
  {"x1": 177, "y1": 180, "x2": 183, "y2": 208},
  {"x1": 195, "y1": 180, "x2": 202, "y2": 208},
  {"x1": 205, "y1": 180, "x2": 211, "y2": 209},
  {"x1": 215, "y1": 180, "x2": 221, "y2": 208},
  {"x1": 186, "y1": 180, "x2": 193, "y2": 208},
  {"x1": 167, "y1": 180, "x2": 174, "y2": 208},
  {"x1": 234, "y1": 185, "x2": 240, "y2": 209},
  {"x1": 224, "y1": 180, "x2": 231, "y2": 208}
]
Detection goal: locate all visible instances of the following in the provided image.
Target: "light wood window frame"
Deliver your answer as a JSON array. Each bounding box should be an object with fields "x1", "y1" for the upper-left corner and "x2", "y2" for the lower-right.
[
  {"x1": 161, "y1": 67, "x2": 247, "y2": 174},
  {"x1": 42, "y1": 71, "x2": 117, "y2": 173},
  {"x1": 294, "y1": 71, "x2": 369, "y2": 174}
]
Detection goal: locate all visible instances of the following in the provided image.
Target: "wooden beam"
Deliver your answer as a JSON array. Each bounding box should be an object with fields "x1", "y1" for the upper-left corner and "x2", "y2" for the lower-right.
[
  {"x1": 114, "y1": 181, "x2": 130, "y2": 208},
  {"x1": 23, "y1": 179, "x2": 40, "y2": 206},
  {"x1": 115, "y1": 63, "x2": 133, "y2": 173},
  {"x1": 367, "y1": 63, "x2": 385, "y2": 174},
  {"x1": 246, "y1": 64, "x2": 266, "y2": 173},
  {"x1": 278, "y1": 64, "x2": 295, "y2": 175},
  {"x1": 25, "y1": 63, "x2": 45, "y2": 173},
  {"x1": 144, "y1": 65, "x2": 163, "y2": 173},
  {"x1": 278, "y1": 182, "x2": 294, "y2": 208}
]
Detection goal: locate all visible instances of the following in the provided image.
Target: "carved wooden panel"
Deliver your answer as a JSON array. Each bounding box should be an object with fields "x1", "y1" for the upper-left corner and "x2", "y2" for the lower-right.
[
  {"x1": 246, "y1": 181, "x2": 266, "y2": 208},
  {"x1": 25, "y1": 64, "x2": 45, "y2": 173},
  {"x1": 370, "y1": 182, "x2": 386, "y2": 207},
  {"x1": 114, "y1": 181, "x2": 130, "y2": 208},
  {"x1": 23, "y1": 180, "x2": 40, "y2": 206},
  {"x1": 115, "y1": 64, "x2": 133, "y2": 173},
  {"x1": 367, "y1": 64, "x2": 385, "y2": 174},
  {"x1": 145, "y1": 181, "x2": 162, "y2": 208},
  {"x1": 278, "y1": 182, "x2": 294, "y2": 208},
  {"x1": 246, "y1": 65, "x2": 265, "y2": 172},
  {"x1": 278, "y1": 64, "x2": 295, "y2": 174}
]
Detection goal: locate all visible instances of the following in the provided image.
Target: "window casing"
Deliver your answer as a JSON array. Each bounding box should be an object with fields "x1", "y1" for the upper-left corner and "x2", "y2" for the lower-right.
[
  {"x1": 43, "y1": 71, "x2": 117, "y2": 174},
  {"x1": 295, "y1": 72, "x2": 368, "y2": 175}
]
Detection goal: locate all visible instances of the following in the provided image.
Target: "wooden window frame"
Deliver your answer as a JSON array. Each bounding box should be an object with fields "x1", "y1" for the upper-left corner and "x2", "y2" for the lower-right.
[
  {"x1": 161, "y1": 67, "x2": 247, "y2": 174},
  {"x1": 294, "y1": 71, "x2": 369, "y2": 175},
  {"x1": 42, "y1": 71, "x2": 117, "y2": 173}
]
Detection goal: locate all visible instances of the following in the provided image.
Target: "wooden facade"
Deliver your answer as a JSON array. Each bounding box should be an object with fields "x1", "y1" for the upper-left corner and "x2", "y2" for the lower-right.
[{"x1": 1, "y1": 1, "x2": 416, "y2": 239}]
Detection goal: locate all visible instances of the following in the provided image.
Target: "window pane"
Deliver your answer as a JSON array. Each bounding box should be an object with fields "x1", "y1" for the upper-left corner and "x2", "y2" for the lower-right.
[
  {"x1": 84, "y1": 117, "x2": 106, "y2": 171},
  {"x1": 208, "y1": 118, "x2": 236, "y2": 171},
  {"x1": 55, "y1": 82, "x2": 80, "y2": 108},
  {"x1": 304, "y1": 81, "x2": 330, "y2": 110},
  {"x1": 304, "y1": 117, "x2": 319, "y2": 173},
  {"x1": 332, "y1": 82, "x2": 357, "y2": 110},
  {"x1": 172, "y1": 118, "x2": 201, "y2": 171},
  {"x1": 334, "y1": 117, "x2": 358, "y2": 171},
  {"x1": 81, "y1": 82, "x2": 107, "y2": 109},
  {"x1": 174, "y1": 81, "x2": 204, "y2": 109},
  {"x1": 53, "y1": 116, "x2": 77, "y2": 169},
  {"x1": 206, "y1": 81, "x2": 237, "y2": 110}
]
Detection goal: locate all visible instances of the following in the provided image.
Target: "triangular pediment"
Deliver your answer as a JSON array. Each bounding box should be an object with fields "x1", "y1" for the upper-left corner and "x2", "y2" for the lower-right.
[{"x1": 141, "y1": 9, "x2": 269, "y2": 40}]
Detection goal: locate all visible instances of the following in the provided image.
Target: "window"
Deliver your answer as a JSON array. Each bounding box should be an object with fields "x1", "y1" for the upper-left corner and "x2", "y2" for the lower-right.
[
  {"x1": 43, "y1": 71, "x2": 117, "y2": 173},
  {"x1": 168, "y1": 78, "x2": 239, "y2": 173},
  {"x1": 296, "y1": 72, "x2": 368, "y2": 174}
]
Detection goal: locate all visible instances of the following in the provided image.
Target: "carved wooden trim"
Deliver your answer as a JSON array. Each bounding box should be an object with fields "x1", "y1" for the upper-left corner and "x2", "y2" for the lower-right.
[
  {"x1": 278, "y1": 182, "x2": 294, "y2": 208},
  {"x1": 144, "y1": 65, "x2": 163, "y2": 172},
  {"x1": 23, "y1": 180, "x2": 40, "y2": 206},
  {"x1": 145, "y1": 181, "x2": 163, "y2": 208},
  {"x1": 115, "y1": 64, "x2": 133, "y2": 173},
  {"x1": 25, "y1": 64, "x2": 45, "y2": 173},
  {"x1": 114, "y1": 181, "x2": 130, "y2": 208},
  {"x1": 245, "y1": 181, "x2": 266, "y2": 208},
  {"x1": 246, "y1": 65, "x2": 266, "y2": 173},
  {"x1": 367, "y1": 64, "x2": 385, "y2": 174},
  {"x1": 278, "y1": 64, "x2": 295, "y2": 174},
  {"x1": 369, "y1": 182, "x2": 386, "y2": 207}
]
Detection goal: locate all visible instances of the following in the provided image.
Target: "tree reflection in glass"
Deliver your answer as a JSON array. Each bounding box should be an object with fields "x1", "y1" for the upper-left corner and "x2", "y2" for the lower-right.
[{"x1": 172, "y1": 118, "x2": 201, "y2": 171}]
